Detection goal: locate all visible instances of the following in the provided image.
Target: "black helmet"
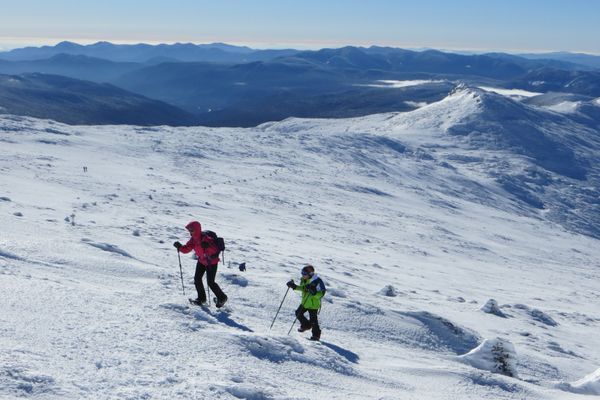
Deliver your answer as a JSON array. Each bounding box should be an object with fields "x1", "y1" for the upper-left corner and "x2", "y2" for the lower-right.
[{"x1": 301, "y1": 265, "x2": 315, "y2": 277}]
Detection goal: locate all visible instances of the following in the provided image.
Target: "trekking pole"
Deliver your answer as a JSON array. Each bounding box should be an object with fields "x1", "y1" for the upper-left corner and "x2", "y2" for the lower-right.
[
  {"x1": 207, "y1": 273, "x2": 211, "y2": 306},
  {"x1": 177, "y1": 250, "x2": 185, "y2": 296},
  {"x1": 287, "y1": 317, "x2": 297, "y2": 335},
  {"x1": 269, "y1": 287, "x2": 290, "y2": 330}
]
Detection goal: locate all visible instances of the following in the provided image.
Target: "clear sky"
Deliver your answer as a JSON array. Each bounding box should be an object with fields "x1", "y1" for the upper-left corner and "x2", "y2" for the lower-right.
[{"x1": 0, "y1": 0, "x2": 599, "y2": 54}]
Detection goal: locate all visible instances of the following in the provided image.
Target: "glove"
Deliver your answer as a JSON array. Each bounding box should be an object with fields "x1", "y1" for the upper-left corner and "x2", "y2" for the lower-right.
[
  {"x1": 308, "y1": 284, "x2": 317, "y2": 295},
  {"x1": 173, "y1": 241, "x2": 182, "y2": 249},
  {"x1": 286, "y1": 280, "x2": 297, "y2": 290}
]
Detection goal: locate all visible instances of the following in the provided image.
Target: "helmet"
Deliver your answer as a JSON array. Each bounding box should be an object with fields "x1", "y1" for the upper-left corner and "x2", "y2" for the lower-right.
[{"x1": 301, "y1": 265, "x2": 315, "y2": 278}]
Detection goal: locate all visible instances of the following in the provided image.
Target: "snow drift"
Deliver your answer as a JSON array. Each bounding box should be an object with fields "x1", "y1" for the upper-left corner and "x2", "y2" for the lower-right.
[
  {"x1": 457, "y1": 338, "x2": 519, "y2": 378},
  {"x1": 568, "y1": 368, "x2": 600, "y2": 395}
]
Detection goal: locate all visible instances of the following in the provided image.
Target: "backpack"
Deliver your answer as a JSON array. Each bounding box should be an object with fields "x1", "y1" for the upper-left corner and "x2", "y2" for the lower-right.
[
  {"x1": 314, "y1": 277, "x2": 326, "y2": 296},
  {"x1": 201, "y1": 230, "x2": 226, "y2": 261}
]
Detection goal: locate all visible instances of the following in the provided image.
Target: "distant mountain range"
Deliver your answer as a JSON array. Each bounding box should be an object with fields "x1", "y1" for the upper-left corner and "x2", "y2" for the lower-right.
[
  {"x1": 0, "y1": 42, "x2": 599, "y2": 126},
  {"x1": 0, "y1": 73, "x2": 195, "y2": 126},
  {"x1": 518, "y1": 51, "x2": 600, "y2": 69},
  {"x1": 0, "y1": 41, "x2": 298, "y2": 63},
  {"x1": 0, "y1": 53, "x2": 142, "y2": 83}
]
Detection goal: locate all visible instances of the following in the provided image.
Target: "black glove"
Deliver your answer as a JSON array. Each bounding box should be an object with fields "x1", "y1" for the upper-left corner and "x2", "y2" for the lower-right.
[
  {"x1": 308, "y1": 284, "x2": 317, "y2": 295},
  {"x1": 287, "y1": 280, "x2": 297, "y2": 290},
  {"x1": 173, "y1": 241, "x2": 182, "y2": 250}
]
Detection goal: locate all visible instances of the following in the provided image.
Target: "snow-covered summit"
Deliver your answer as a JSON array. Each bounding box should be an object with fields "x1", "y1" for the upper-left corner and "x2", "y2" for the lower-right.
[{"x1": 386, "y1": 84, "x2": 596, "y2": 165}]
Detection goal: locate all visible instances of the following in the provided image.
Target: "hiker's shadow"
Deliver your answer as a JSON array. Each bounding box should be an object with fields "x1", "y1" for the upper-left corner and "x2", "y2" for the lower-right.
[
  {"x1": 213, "y1": 311, "x2": 254, "y2": 333},
  {"x1": 320, "y1": 341, "x2": 359, "y2": 364}
]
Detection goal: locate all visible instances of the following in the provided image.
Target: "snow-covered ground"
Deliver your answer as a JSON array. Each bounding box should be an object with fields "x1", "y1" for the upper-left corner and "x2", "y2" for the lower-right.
[
  {"x1": 544, "y1": 100, "x2": 581, "y2": 114},
  {"x1": 478, "y1": 86, "x2": 542, "y2": 99},
  {"x1": 359, "y1": 79, "x2": 446, "y2": 88},
  {"x1": 1, "y1": 85, "x2": 599, "y2": 399}
]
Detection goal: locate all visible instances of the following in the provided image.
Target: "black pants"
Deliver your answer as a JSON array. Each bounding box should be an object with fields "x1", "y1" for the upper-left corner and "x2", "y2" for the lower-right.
[
  {"x1": 296, "y1": 305, "x2": 321, "y2": 338},
  {"x1": 194, "y1": 262, "x2": 226, "y2": 302}
]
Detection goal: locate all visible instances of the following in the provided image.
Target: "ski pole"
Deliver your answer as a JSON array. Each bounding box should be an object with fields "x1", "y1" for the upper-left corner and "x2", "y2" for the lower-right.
[
  {"x1": 177, "y1": 250, "x2": 185, "y2": 296},
  {"x1": 287, "y1": 317, "x2": 297, "y2": 335},
  {"x1": 270, "y1": 287, "x2": 290, "y2": 330}
]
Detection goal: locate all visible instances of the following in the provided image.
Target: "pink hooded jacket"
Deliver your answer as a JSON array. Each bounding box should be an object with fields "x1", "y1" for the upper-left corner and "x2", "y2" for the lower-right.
[{"x1": 179, "y1": 221, "x2": 220, "y2": 267}]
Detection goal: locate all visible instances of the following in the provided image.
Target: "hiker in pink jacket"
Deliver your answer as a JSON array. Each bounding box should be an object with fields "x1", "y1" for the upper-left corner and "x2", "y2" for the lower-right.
[{"x1": 174, "y1": 221, "x2": 228, "y2": 307}]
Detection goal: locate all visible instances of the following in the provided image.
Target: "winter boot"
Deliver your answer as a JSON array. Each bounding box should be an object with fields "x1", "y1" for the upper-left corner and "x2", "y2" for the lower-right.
[
  {"x1": 298, "y1": 323, "x2": 312, "y2": 333},
  {"x1": 215, "y1": 295, "x2": 228, "y2": 308}
]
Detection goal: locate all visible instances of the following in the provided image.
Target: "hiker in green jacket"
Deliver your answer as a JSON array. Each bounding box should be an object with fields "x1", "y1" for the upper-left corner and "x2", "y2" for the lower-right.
[{"x1": 287, "y1": 265, "x2": 326, "y2": 341}]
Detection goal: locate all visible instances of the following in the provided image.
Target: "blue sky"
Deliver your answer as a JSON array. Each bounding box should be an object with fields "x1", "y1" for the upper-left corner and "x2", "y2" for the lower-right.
[{"x1": 0, "y1": 0, "x2": 599, "y2": 53}]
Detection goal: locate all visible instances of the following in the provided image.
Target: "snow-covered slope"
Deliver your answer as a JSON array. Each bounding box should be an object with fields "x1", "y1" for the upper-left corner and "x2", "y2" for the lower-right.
[
  {"x1": 266, "y1": 85, "x2": 600, "y2": 237},
  {"x1": 1, "y1": 86, "x2": 599, "y2": 399}
]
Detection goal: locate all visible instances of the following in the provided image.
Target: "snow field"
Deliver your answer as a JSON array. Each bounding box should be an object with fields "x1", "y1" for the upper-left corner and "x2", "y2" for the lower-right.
[{"x1": 1, "y1": 85, "x2": 599, "y2": 399}]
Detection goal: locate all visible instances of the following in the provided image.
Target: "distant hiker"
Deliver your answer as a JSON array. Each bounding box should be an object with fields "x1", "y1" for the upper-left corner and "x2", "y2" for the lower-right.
[
  {"x1": 173, "y1": 221, "x2": 228, "y2": 307},
  {"x1": 287, "y1": 265, "x2": 326, "y2": 341},
  {"x1": 83, "y1": 166, "x2": 87, "y2": 173}
]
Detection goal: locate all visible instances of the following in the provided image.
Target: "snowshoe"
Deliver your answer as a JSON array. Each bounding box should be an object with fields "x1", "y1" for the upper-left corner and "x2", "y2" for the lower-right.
[
  {"x1": 215, "y1": 296, "x2": 228, "y2": 308},
  {"x1": 308, "y1": 336, "x2": 321, "y2": 341},
  {"x1": 189, "y1": 298, "x2": 206, "y2": 306}
]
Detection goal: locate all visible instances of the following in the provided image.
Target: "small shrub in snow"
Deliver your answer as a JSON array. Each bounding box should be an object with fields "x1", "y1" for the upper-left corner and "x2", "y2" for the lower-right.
[
  {"x1": 480, "y1": 299, "x2": 507, "y2": 318},
  {"x1": 132, "y1": 229, "x2": 141, "y2": 237},
  {"x1": 380, "y1": 285, "x2": 398, "y2": 297},
  {"x1": 491, "y1": 341, "x2": 516, "y2": 377},
  {"x1": 65, "y1": 213, "x2": 75, "y2": 226},
  {"x1": 457, "y1": 338, "x2": 518, "y2": 378}
]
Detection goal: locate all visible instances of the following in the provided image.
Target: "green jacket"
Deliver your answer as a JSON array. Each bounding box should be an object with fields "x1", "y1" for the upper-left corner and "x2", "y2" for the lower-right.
[{"x1": 294, "y1": 275, "x2": 326, "y2": 310}]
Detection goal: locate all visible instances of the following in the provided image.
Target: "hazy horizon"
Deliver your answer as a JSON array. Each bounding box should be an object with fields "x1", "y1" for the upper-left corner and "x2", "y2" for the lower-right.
[
  {"x1": 1, "y1": 38, "x2": 599, "y2": 56},
  {"x1": 1, "y1": 0, "x2": 599, "y2": 55}
]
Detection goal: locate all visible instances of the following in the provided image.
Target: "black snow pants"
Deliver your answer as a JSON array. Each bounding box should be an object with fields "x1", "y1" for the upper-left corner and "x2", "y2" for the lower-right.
[
  {"x1": 295, "y1": 305, "x2": 321, "y2": 339},
  {"x1": 194, "y1": 262, "x2": 226, "y2": 302}
]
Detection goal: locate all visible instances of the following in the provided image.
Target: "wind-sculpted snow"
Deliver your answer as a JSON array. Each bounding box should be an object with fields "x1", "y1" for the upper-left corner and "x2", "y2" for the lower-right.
[
  {"x1": 561, "y1": 368, "x2": 600, "y2": 395},
  {"x1": 240, "y1": 335, "x2": 357, "y2": 375},
  {"x1": 0, "y1": 89, "x2": 599, "y2": 399},
  {"x1": 0, "y1": 247, "x2": 23, "y2": 260},
  {"x1": 480, "y1": 299, "x2": 508, "y2": 318},
  {"x1": 326, "y1": 303, "x2": 480, "y2": 355},
  {"x1": 512, "y1": 304, "x2": 559, "y2": 327},
  {"x1": 0, "y1": 365, "x2": 58, "y2": 397},
  {"x1": 400, "y1": 311, "x2": 481, "y2": 355},
  {"x1": 80, "y1": 238, "x2": 134, "y2": 258}
]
